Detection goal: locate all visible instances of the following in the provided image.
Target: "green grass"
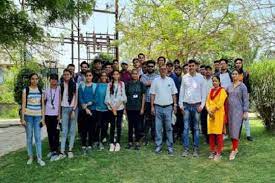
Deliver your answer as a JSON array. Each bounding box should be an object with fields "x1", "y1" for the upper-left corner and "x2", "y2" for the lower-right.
[{"x1": 0, "y1": 120, "x2": 275, "y2": 183}]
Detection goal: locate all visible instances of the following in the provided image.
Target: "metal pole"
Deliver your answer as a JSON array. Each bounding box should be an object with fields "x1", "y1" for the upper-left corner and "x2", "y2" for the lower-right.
[
  {"x1": 115, "y1": 0, "x2": 119, "y2": 61},
  {"x1": 77, "y1": 1, "x2": 81, "y2": 71},
  {"x1": 71, "y1": 20, "x2": 74, "y2": 64}
]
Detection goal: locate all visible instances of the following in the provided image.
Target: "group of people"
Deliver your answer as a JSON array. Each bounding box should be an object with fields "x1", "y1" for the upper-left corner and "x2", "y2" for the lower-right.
[{"x1": 20, "y1": 53, "x2": 252, "y2": 166}]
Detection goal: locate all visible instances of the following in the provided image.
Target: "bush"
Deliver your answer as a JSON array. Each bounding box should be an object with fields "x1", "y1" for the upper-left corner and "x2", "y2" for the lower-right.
[{"x1": 250, "y1": 60, "x2": 275, "y2": 130}]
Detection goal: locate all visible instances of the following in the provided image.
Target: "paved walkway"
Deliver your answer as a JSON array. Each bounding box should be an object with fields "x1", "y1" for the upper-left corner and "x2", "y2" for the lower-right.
[{"x1": 0, "y1": 119, "x2": 47, "y2": 157}]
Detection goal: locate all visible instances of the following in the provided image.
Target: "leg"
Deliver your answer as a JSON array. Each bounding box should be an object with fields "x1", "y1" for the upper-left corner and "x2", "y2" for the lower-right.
[
  {"x1": 24, "y1": 115, "x2": 34, "y2": 157},
  {"x1": 45, "y1": 115, "x2": 54, "y2": 152},
  {"x1": 154, "y1": 106, "x2": 163, "y2": 148},
  {"x1": 193, "y1": 108, "x2": 200, "y2": 149},
  {"x1": 243, "y1": 119, "x2": 251, "y2": 137},
  {"x1": 133, "y1": 111, "x2": 142, "y2": 142},
  {"x1": 164, "y1": 106, "x2": 173, "y2": 149},
  {"x1": 127, "y1": 110, "x2": 134, "y2": 143},
  {"x1": 116, "y1": 110, "x2": 124, "y2": 144},
  {"x1": 52, "y1": 116, "x2": 59, "y2": 153},
  {"x1": 200, "y1": 107, "x2": 208, "y2": 143},
  {"x1": 60, "y1": 107, "x2": 70, "y2": 153},
  {"x1": 182, "y1": 106, "x2": 191, "y2": 150},
  {"x1": 209, "y1": 134, "x2": 216, "y2": 153},
  {"x1": 68, "y1": 110, "x2": 77, "y2": 151},
  {"x1": 109, "y1": 112, "x2": 115, "y2": 143},
  {"x1": 33, "y1": 116, "x2": 42, "y2": 159},
  {"x1": 81, "y1": 112, "x2": 89, "y2": 147},
  {"x1": 89, "y1": 111, "x2": 96, "y2": 146},
  {"x1": 216, "y1": 134, "x2": 224, "y2": 154},
  {"x1": 231, "y1": 138, "x2": 239, "y2": 151}
]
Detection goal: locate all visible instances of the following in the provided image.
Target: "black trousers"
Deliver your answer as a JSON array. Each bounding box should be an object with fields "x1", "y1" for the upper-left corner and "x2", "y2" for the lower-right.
[
  {"x1": 174, "y1": 107, "x2": 183, "y2": 139},
  {"x1": 109, "y1": 110, "x2": 124, "y2": 144},
  {"x1": 95, "y1": 111, "x2": 111, "y2": 143},
  {"x1": 78, "y1": 109, "x2": 86, "y2": 138},
  {"x1": 127, "y1": 110, "x2": 142, "y2": 143},
  {"x1": 80, "y1": 110, "x2": 96, "y2": 147},
  {"x1": 201, "y1": 107, "x2": 209, "y2": 143},
  {"x1": 45, "y1": 115, "x2": 60, "y2": 152},
  {"x1": 144, "y1": 102, "x2": 155, "y2": 142}
]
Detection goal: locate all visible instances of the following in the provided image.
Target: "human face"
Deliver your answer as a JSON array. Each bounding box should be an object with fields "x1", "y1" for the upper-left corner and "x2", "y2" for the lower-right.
[
  {"x1": 94, "y1": 62, "x2": 102, "y2": 70},
  {"x1": 147, "y1": 64, "x2": 155, "y2": 74},
  {"x1": 133, "y1": 60, "x2": 140, "y2": 69},
  {"x1": 214, "y1": 62, "x2": 220, "y2": 70},
  {"x1": 232, "y1": 70, "x2": 239, "y2": 82},
  {"x1": 138, "y1": 55, "x2": 145, "y2": 64},
  {"x1": 188, "y1": 63, "x2": 196, "y2": 74},
  {"x1": 200, "y1": 68, "x2": 206, "y2": 76},
  {"x1": 113, "y1": 61, "x2": 119, "y2": 70},
  {"x1": 50, "y1": 78, "x2": 58, "y2": 87},
  {"x1": 85, "y1": 72, "x2": 93, "y2": 83},
  {"x1": 63, "y1": 71, "x2": 71, "y2": 81},
  {"x1": 159, "y1": 66, "x2": 167, "y2": 77},
  {"x1": 183, "y1": 65, "x2": 189, "y2": 74},
  {"x1": 121, "y1": 64, "x2": 128, "y2": 71},
  {"x1": 205, "y1": 68, "x2": 212, "y2": 78},
  {"x1": 235, "y1": 60, "x2": 243, "y2": 70},
  {"x1": 220, "y1": 61, "x2": 227, "y2": 70},
  {"x1": 158, "y1": 58, "x2": 165, "y2": 67},
  {"x1": 112, "y1": 71, "x2": 120, "y2": 81},
  {"x1": 167, "y1": 64, "x2": 174, "y2": 73},
  {"x1": 212, "y1": 77, "x2": 220, "y2": 88},
  {"x1": 68, "y1": 66, "x2": 75, "y2": 75},
  {"x1": 81, "y1": 64, "x2": 89, "y2": 73},
  {"x1": 175, "y1": 68, "x2": 182, "y2": 76},
  {"x1": 131, "y1": 70, "x2": 139, "y2": 80},
  {"x1": 142, "y1": 64, "x2": 147, "y2": 74},
  {"x1": 105, "y1": 65, "x2": 113, "y2": 74},
  {"x1": 30, "y1": 74, "x2": 39, "y2": 86},
  {"x1": 100, "y1": 73, "x2": 108, "y2": 83}
]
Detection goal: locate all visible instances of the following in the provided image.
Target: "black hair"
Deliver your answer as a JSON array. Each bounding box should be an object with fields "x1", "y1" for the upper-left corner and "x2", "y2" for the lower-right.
[
  {"x1": 219, "y1": 59, "x2": 229, "y2": 64},
  {"x1": 200, "y1": 64, "x2": 206, "y2": 68},
  {"x1": 213, "y1": 60, "x2": 220, "y2": 64},
  {"x1": 174, "y1": 66, "x2": 182, "y2": 70},
  {"x1": 80, "y1": 61, "x2": 89, "y2": 68},
  {"x1": 166, "y1": 61, "x2": 173, "y2": 66},
  {"x1": 49, "y1": 73, "x2": 59, "y2": 80},
  {"x1": 138, "y1": 53, "x2": 145, "y2": 57},
  {"x1": 174, "y1": 59, "x2": 180, "y2": 64},
  {"x1": 234, "y1": 58, "x2": 243, "y2": 63},
  {"x1": 67, "y1": 64, "x2": 75, "y2": 68},
  {"x1": 157, "y1": 56, "x2": 166, "y2": 63},
  {"x1": 85, "y1": 70, "x2": 93, "y2": 76},
  {"x1": 212, "y1": 75, "x2": 221, "y2": 86},
  {"x1": 132, "y1": 58, "x2": 139, "y2": 63},
  {"x1": 110, "y1": 70, "x2": 120, "y2": 95},
  {"x1": 113, "y1": 59, "x2": 118, "y2": 63},
  {"x1": 93, "y1": 58, "x2": 102, "y2": 64},
  {"x1": 61, "y1": 69, "x2": 76, "y2": 105},
  {"x1": 188, "y1": 59, "x2": 197, "y2": 64},
  {"x1": 29, "y1": 73, "x2": 39, "y2": 80},
  {"x1": 103, "y1": 61, "x2": 112, "y2": 67},
  {"x1": 205, "y1": 65, "x2": 212, "y2": 70},
  {"x1": 182, "y1": 63, "x2": 188, "y2": 68},
  {"x1": 146, "y1": 60, "x2": 156, "y2": 66}
]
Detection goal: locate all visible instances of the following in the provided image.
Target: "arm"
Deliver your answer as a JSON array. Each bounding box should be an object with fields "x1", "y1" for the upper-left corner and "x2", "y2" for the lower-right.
[
  {"x1": 140, "y1": 94, "x2": 146, "y2": 115},
  {"x1": 150, "y1": 94, "x2": 156, "y2": 115},
  {"x1": 41, "y1": 93, "x2": 45, "y2": 125},
  {"x1": 78, "y1": 87, "x2": 86, "y2": 110},
  {"x1": 104, "y1": 84, "x2": 112, "y2": 109},
  {"x1": 178, "y1": 77, "x2": 185, "y2": 110},
  {"x1": 58, "y1": 89, "x2": 61, "y2": 121},
  {"x1": 21, "y1": 89, "x2": 26, "y2": 125},
  {"x1": 200, "y1": 78, "x2": 207, "y2": 109},
  {"x1": 73, "y1": 86, "x2": 78, "y2": 111}
]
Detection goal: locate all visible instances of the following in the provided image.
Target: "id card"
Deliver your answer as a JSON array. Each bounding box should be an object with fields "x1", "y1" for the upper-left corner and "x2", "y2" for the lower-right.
[{"x1": 133, "y1": 94, "x2": 138, "y2": 99}]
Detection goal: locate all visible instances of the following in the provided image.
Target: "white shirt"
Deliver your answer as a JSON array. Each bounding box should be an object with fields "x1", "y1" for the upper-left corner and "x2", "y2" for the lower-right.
[
  {"x1": 105, "y1": 81, "x2": 127, "y2": 111},
  {"x1": 179, "y1": 73, "x2": 207, "y2": 109},
  {"x1": 61, "y1": 82, "x2": 78, "y2": 107},
  {"x1": 205, "y1": 77, "x2": 213, "y2": 95},
  {"x1": 220, "y1": 72, "x2": 231, "y2": 90},
  {"x1": 150, "y1": 76, "x2": 178, "y2": 106}
]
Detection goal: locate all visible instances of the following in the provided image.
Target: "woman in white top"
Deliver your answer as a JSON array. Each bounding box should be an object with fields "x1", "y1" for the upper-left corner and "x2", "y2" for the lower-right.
[{"x1": 105, "y1": 70, "x2": 127, "y2": 152}]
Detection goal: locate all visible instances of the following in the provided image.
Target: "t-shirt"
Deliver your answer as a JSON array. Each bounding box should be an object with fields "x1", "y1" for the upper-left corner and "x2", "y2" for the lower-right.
[
  {"x1": 23, "y1": 87, "x2": 42, "y2": 116},
  {"x1": 125, "y1": 81, "x2": 146, "y2": 111},
  {"x1": 61, "y1": 82, "x2": 78, "y2": 107},
  {"x1": 45, "y1": 86, "x2": 60, "y2": 116},
  {"x1": 220, "y1": 72, "x2": 232, "y2": 90},
  {"x1": 95, "y1": 83, "x2": 108, "y2": 111}
]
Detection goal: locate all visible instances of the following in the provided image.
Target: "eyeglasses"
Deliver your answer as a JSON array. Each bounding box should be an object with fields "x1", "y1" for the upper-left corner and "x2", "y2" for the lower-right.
[
  {"x1": 86, "y1": 74, "x2": 92, "y2": 77},
  {"x1": 147, "y1": 65, "x2": 154, "y2": 68}
]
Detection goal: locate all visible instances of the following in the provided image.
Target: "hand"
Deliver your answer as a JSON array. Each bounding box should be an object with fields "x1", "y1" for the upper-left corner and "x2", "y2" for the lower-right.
[
  {"x1": 151, "y1": 106, "x2": 155, "y2": 116},
  {"x1": 70, "y1": 111, "x2": 76, "y2": 119},
  {"x1": 85, "y1": 108, "x2": 92, "y2": 116},
  {"x1": 180, "y1": 107, "x2": 184, "y2": 115},
  {"x1": 147, "y1": 81, "x2": 152, "y2": 86},
  {"x1": 197, "y1": 106, "x2": 203, "y2": 113},
  {"x1": 41, "y1": 118, "x2": 46, "y2": 126},
  {"x1": 209, "y1": 112, "x2": 215, "y2": 119},
  {"x1": 140, "y1": 108, "x2": 144, "y2": 115},
  {"x1": 173, "y1": 106, "x2": 177, "y2": 114},
  {"x1": 243, "y1": 112, "x2": 248, "y2": 120},
  {"x1": 20, "y1": 119, "x2": 26, "y2": 127}
]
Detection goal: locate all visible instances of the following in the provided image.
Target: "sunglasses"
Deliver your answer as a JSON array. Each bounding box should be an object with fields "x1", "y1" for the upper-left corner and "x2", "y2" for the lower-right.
[{"x1": 147, "y1": 65, "x2": 154, "y2": 68}]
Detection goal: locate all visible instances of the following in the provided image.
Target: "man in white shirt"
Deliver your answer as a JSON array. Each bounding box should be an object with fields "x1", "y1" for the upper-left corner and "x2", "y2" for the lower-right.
[
  {"x1": 150, "y1": 65, "x2": 178, "y2": 155},
  {"x1": 179, "y1": 60, "x2": 207, "y2": 157},
  {"x1": 219, "y1": 59, "x2": 232, "y2": 90}
]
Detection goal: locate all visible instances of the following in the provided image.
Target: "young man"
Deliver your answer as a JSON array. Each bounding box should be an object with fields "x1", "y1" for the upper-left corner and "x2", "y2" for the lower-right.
[
  {"x1": 133, "y1": 58, "x2": 143, "y2": 76},
  {"x1": 103, "y1": 62, "x2": 113, "y2": 82},
  {"x1": 155, "y1": 56, "x2": 166, "y2": 74},
  {"x1": 234, "y1": 58, "x2": 253, "y2": 141},
  {"x1": 173, "y1": 59, "x2": 181, "y2": 68},
  {"x1": 179, "y1": 60, "x2": 207, "y2": 157},
  {"x1": 219, "y1": 59, "x2": 232, "y2": 90},
  {"x1": 182, "y1": 63, "x2": 189, "y2": 75},
  {"x1": 150, "y1": 65, "x2": 178, "y2": 155},
  {"x1": 140, "y1": 60, "x2": 159, "y2": 145},
  {"x1": 213, "y1": 60, "x2": 221, "y2": 76},
  {"x1": 120, "y1": 61, "x2": 131, "y2": 84},
  {"x1": 138, "y1": 53, "x2": 146, "y2": 65},
  {"x1": 166, "y1": 61, "x2": 175, "y2": 77},
  {"x1": 142, "y1": 61, "x2": 148, "y2": 75},
  {"x1": 92, "y1": 58, "x2": 102, "y2": 83},
  {"x1": 112, "y1": 59, "x2": 119, "y2": 71},
  {"x1": 75, "y1": 61, "x2": 89, "y2": 84},
  {"x1": 199, "y1": 65, "x2": 206, "y2": 77}
]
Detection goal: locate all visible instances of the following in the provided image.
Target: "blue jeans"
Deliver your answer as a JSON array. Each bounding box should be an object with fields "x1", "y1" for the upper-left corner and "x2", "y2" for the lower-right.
[
  {"x1": 243, "y1": 119, "x2": 251, "y2": 137},
  {"x1": 154, "y1": 105, "x2": 173, "y2": 149},
  {"x1": 24, "y1": 115, "x2": 42, "y2": 159},
  {"x1": 61, "y1": 107, "x2": 77, "y2": 152},
  {"x1": 182, "y1": 104, "x2": 200, "y2": 150}
]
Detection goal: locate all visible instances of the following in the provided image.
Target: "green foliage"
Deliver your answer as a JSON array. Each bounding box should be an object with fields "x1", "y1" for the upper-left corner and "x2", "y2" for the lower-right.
[
  {"x1": 119, "y1": 0, "x2": 260, "y2": 63},
  {"x1": 13, "y1": 62, "x2": 44, "y2": 105},
  {"x1": 0, "y1": 67, "x2": 17, "y2": 104},
  {"x1": 97, "y1": 53, "x2": 114, "y2": 63},
  {"x1": 0, "y1": 105, "x2": 18, "y2": 119},
  {"x1": 250, "y1": 60, "x2": 275, "y2": 130}
]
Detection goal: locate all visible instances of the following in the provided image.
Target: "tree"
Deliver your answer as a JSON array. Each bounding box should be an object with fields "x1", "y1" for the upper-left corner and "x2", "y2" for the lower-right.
[{"x1": 118, "y1": 0, "x2": 261, "y2": 63}]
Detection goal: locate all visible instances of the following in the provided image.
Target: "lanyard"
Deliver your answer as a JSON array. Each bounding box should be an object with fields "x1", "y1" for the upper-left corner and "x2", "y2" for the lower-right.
[{"x1": 50, "y1": 88, "x2": 57, "y2": 107}]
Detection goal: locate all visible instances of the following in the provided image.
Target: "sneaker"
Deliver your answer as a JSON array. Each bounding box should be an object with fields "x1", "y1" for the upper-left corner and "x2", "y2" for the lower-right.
[
  {"x1": 181, "y1": 149, "x2": 189, "y2": 157},
  {"x1": 37, "y1": 159, "x2": 46, "y2": 166},
  {"x1": 87, "y1": 146, "x2": 92, "y2": 154},
  {"x1": 58, "y1": 153, "x2": 66, "y2": 160},
  {"x1": 168, "y1": 148, "x2": 174, "y2": 156},
  {"x1": 99, "y1": 143, "x2": 104, "y2": 151},
  {"x1": 134, "y1": 143, "x2": 141, "y2": 150},
  {"x1": 214, "y1": 154, "x2": 222, "y2": 161},
  {"x1": 155, "y1": 146, "x2": 162, "y2": 154},
  {"x1": 193, "y1": 148, "x2": 199, "y2": 158},
  {"x1": 68, "y1": 151, "x2": 74, "y2": 159},
  {"x1": 115, "y1": 143, "x2": 121, "y2": 152},
  {"x1": 93, "y1": 142, "x2": 99, "y2": 149},
  {"x1": 50, "y1": 154, "x2": 59, "y2": 162},
  {"x1": 47, "y1": 152, "x2": 53, "y2": 159},
  {"x1": 208, "y1": 152, "x2": 216, "y2": 159},
  {"x1": 102, "y1": 138, "x2": 107, "y2": 143},
  {"x1": 126, "y1": 143, "x2": 133, "y2": 149},
  {"x1": 247, "y1": 136, "x2": 254, "y2": 141},
  {"x1": 109, "y1": 143, "x2": 115, "y2": 152},
  {"x1": 26, "y1": 158, "x2": 33, "y2": 165},
  {"x1": 229, "y1": 150, "x2": 238, "y2": 160},
  {"x1": 82, "y1": 147, "x2": 87, "y2": 156}
]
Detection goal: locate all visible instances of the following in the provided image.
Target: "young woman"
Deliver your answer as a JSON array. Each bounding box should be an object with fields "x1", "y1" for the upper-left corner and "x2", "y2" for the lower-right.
[
  {"x1": 206, "y1": 76, "x2": 227, "y2": 161},
  {"x1": 105, "y1": 70, "x2": 127, "y2": 152},
  {"x1": 78, "y1": 70, "x2": 97, "y2": 155},
  {"x1": 227, "y1": 70, "x2": 249, "y2": 160},
  {"x1": 125, "y1": 69, "x2": 146, "y2": 150},
  {"x1": 44, "y1": 74, "x2": 61, "y2": 161},
  {"x1": 21, "y1": 73, "x2": 45, "y2": 166},
  {"x1": 59, "y1": 69, "x2": 78, "y2": 159},
  {"x1": 95, "y1": 71, "x2": 110, "y2": 150}
]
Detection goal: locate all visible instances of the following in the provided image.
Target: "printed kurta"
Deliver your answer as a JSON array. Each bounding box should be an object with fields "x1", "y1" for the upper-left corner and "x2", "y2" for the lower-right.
[
  {"x1": 206, "y1": 88, "x2": 227, "y2": 134},
  {"x1": 227, "y1": 83, "x2": 249, "y2": 139}
]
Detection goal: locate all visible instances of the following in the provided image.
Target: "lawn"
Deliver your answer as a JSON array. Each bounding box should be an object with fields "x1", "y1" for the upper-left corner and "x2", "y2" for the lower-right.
[{"x1": 0, "y1": 120, "x2": 275, "y2": 183}]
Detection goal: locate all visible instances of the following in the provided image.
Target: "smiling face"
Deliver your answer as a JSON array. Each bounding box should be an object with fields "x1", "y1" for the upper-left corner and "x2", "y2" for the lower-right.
[
  {"x1": 212, "y1": 76, "x2": 220, "y2": 88},
  {"x1": 159, "y1": 65, "x2": 167, "y2": 77},
  {"x1": 235, "y1": 60, "x2": 243, "y2": 70},
  {"x1": 63, "y1": 71, "x2": 72, "y2": 81},
  {"x1": 232, "y1": 70, "x2": 239, "y2": 82},
  {"x1": 81, "y1": 63, "x2": 89, "y2": 73},
  {"x1": 112, "y1": 71, "x2": 120, "y2": 81},
  {"x1": 188, "y1": 63, "x2": 196, "y2": 74},
  {"x1": 85, "y1": 72, "x2": 93, "y2": 83},
  {"x1": 131, "y1": 70, "x2": 139, "y2": 81},
  {"x1": 30, "y1": 74, "x2": 39, "y2": 86},
  {"x1": 100, "y1": 72, "x2": 108, "y2": 83}
]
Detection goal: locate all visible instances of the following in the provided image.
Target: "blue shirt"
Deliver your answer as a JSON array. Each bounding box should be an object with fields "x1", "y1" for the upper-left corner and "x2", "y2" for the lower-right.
[
  {"x1": 169, "y1": 72, "x2": 182, "y2": 96},
  {"x1": 78, "y1": 83, "x2": 97, "y2": 110},
  {"x1": 95, "y1": 83, "x2": 108, "y2": 111}
]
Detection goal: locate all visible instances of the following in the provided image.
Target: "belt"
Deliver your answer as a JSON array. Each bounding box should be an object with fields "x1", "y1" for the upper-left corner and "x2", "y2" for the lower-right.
[
  {"x1": 154, "y1": 104, "x2": 173, "y2": 108},
  {"x1": 183, "y1": 102, "x2": 201, "y2": 106}
]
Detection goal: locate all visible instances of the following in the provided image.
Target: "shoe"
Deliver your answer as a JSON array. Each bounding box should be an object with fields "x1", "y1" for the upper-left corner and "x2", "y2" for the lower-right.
[
  {"x1": 26, "y1": 158, "x2": 33, "y2": 165},
  {"x1": 229, "y1": 150, "x2": 238, "y2": 160},
  {"x1": 168, "y1": 148, "x2": 174, "y2": 156},
  {"x1": 143, "y1": 141, "x2": 149, "y2": 146},
  {"x1": 37, "y1": 159, "x2": 46, "y2": 166},
  {"x1": 193, "y1": 148, "x2": 199, "y2": 158},
  {"x1": 99, "y1": 143, "x2": 104, "y2": 151},
  {"x1": 134, "y1": 143, "x2": 141, "y2": 150},
  {"x1": 68, "y1": 151, "x2": 74, "y2": 159},
  {"x1": 47, "y1": 152, "x2": 53, "y2": 159},
  {"x1": 155, "y1": 146, "x2": 162, "y2": 154},
  {"x1": 247, "y1": 136, "x2": 254, "y2": 141},
  {"x1": 126, "y1": 143, "x2": 133, "y2": 149},
  {"x1": 208, "y1": 152, "x2": 215, "y2": 159},
  {"x1": 181, "y1": 149, "x2": 189, "y2": 157},
  {"x1": 214, "y1": 154, "x2": 222, "y2": 161},
  {"x1": 50, "y1": 154, "x2": 59, "y2": 162},
  {"x1": 93, "y1": 142, "x2": 99, "y2": 149},
  {"x1": 58, "y1": 153, "x2": 66, "y2": 160},
  {"x1": 115, "y1": 143, "x2": 121, "y2": 152},
  {"x1": 102, "y1": 138, "x2": 107, "y2": 143},
  {"x1": 82, "y1": 146, "x2": 87, "y2": 156},
  {"x1": 87, "y1": 146, "x2": 92, "y2": 154},
  {"x1": 109, "y1": 143, "x2": 115, "y2": 152},
  {"x1": 223, "y1": 135, "x2": 228, "y2": 140}
]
